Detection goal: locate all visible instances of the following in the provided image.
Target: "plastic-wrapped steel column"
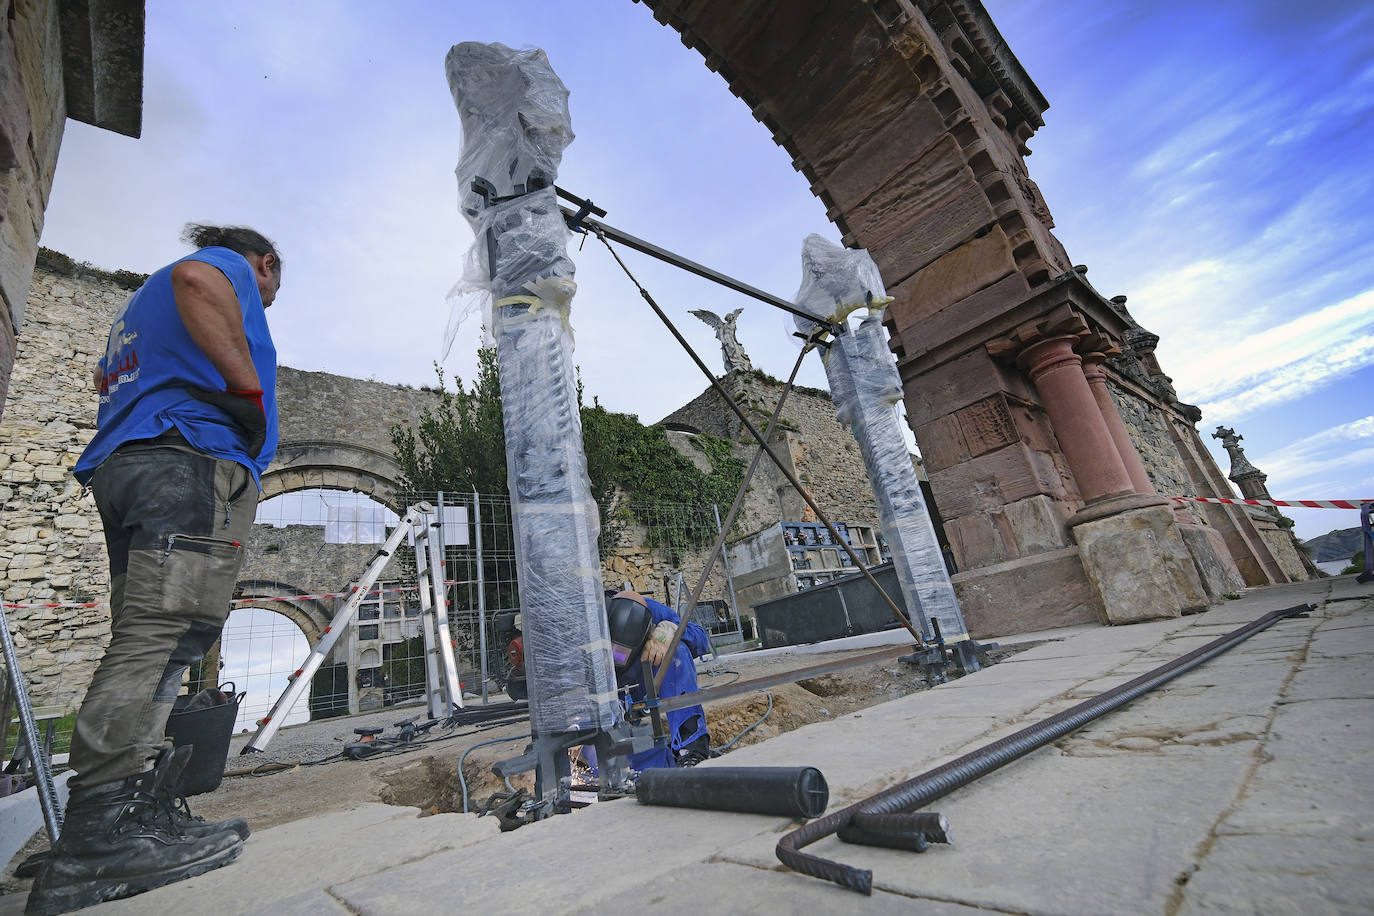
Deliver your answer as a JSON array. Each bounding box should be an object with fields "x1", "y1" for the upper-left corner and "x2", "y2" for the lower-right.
[
  {"x1": 445, "y1": 43, "x2": 618, "y2": 735},
  {"x1": 793, "y1": 235, "x2": 970, "y2": 644}
]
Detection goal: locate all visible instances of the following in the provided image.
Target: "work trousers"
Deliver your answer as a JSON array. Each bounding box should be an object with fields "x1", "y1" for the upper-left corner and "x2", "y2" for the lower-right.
[{"x1": 68, "y1": 431, "x2": 257, "y2": 789}]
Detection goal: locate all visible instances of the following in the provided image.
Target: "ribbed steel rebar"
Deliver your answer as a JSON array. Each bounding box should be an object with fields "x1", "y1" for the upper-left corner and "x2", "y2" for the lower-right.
[{"x1": 776, "y1": 602, "x2": 1314, "y2": 894}]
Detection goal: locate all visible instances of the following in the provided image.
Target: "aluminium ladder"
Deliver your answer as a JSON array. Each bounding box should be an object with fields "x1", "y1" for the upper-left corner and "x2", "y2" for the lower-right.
[{"x1": 242, "y1": 502, "x2": 464, "y2": 754}]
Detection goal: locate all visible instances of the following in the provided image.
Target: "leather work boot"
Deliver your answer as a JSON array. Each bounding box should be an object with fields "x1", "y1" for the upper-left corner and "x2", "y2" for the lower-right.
[
  {"x1": 14, "y1": 747, "x2": 249, "y2": 882},
  {"x1": 158, "y1": 745, "x2": 251, "y2": 840},
  {"x1": 25, "y1": 757, "x2": 244, "y2": 915}
]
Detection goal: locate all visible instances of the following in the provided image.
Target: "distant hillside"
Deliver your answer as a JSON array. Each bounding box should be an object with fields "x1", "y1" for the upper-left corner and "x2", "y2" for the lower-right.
[{"x1": 1303, "y1": 527, "x2": 1365, "y2": 562}]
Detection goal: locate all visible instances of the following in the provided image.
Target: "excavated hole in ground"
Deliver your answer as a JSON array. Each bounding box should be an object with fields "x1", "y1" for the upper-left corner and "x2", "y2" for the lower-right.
[
  {"x1": 378, "y1": 641, "x2": 1040, "y2": 816},
  {"x1": 2, "y1": 642, "x2": 1043, "y2": 895}
]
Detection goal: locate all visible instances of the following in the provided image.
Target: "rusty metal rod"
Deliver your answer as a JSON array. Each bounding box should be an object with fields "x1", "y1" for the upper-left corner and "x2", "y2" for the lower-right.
[{"x1": 775, "y1": 602, "x2": 1314, "y2": 894}]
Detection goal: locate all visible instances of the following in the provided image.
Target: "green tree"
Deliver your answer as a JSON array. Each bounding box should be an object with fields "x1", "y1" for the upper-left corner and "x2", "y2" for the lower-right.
[
  {"x1": 391, "y1": 348, "x2": 507, "y2": 496},
  {"x1": 390, "y1": 346, "x2": 744, "y2": 555}
]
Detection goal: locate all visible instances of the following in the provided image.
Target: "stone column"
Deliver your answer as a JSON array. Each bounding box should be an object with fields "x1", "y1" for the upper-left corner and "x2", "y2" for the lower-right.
[
  {"x1": 997, "y1": 322, "x2": 1208, "y2": 623},
  {"x1": 1080, "y1": 351, "x2": 1155, "y2": 496},
  {"x1": 1018, "y1": 335, "x2": 1136, "y2": 503}
]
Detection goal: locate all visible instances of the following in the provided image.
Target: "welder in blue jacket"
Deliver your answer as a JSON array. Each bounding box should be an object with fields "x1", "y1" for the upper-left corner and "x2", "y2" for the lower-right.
[{"x1": 606, "y1": 590, "x2": 712, "y2": 769}]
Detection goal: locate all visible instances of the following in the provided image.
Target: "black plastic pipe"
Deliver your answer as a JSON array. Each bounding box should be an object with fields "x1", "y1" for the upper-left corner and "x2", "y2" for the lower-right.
[
  {"x1": 777, "y1": 602, "x2": 1314, "y2": 894},
  {"x1": 637, "y1": 766, "x2": 829, "y2": 818}
]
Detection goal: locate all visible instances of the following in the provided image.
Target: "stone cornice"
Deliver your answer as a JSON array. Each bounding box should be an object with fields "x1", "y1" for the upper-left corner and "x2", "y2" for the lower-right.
[
  {"x1": 914, "y1": 0, "x2": 1048, "y2": 135},
  {"x1": 897, "y1": 271, "x2": 1129, "y2": 378}
]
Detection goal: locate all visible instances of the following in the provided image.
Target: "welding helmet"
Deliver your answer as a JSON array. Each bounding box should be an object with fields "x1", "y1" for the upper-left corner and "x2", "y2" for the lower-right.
[{"x1": 606, "y1": 591, "x2": 653, "y2": 670}]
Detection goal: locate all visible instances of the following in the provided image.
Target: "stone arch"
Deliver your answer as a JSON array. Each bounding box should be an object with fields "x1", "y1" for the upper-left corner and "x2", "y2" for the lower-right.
[
  {"x1": 261, "y1": 439, "x2": 406, "y2": 513},
  {"x1": 635, "y1": 0, "x2": 1290, "y2": 633},
  {"x1": 233, "y1": 578, "x2": 334, "y2": 648}
]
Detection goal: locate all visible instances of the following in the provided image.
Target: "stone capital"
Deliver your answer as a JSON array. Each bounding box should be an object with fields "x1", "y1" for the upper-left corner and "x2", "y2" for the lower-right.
[{"x1": 986, "y1": 303, "x2": 1090, "y2": 367}]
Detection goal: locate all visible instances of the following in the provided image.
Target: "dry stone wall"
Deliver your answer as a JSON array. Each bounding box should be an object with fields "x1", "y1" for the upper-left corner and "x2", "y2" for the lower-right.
[{"x1": 1, "y1": 268, "x2": 123, "y2": 707}]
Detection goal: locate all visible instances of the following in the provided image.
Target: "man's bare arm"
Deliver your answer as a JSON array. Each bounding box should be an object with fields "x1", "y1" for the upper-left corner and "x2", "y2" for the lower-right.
[{"x1": 170, "y1": 260, "x2": 261, "y2": 390}]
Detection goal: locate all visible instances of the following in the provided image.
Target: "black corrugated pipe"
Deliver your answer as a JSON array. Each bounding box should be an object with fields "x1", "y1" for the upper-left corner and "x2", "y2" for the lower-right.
[
  {"x1": 776, "y1": 602, "x2": 1315, "y2": 894},
  {"x1": 637, "y1": 766, "x2": 829, "y2": 818}
]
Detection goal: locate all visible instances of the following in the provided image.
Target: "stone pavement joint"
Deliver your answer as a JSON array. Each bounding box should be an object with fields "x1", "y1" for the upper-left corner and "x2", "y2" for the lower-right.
[{"x1": 1163, "y1": 604, "x2": 1319, "y2": 915}]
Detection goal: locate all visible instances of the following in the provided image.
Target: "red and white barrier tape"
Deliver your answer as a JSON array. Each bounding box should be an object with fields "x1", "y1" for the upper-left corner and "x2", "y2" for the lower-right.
[
  {"x1": 1170, "y1": 496, "x2": 1372, "y2": 511},
  {"x1": 3, "y1": 579, "x2": 476, "y2": 611}
]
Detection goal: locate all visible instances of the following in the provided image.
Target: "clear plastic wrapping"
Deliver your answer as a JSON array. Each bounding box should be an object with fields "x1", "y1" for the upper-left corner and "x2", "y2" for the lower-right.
[
  {"x1": 446, "y1": 42, "x2": 618, "y2": 734},
  {"x1": 444, "y1": 42, "x2": 577, "y2": 354},
  {"x1": 793, "y1": 234, "x2": 970, "y2": 642}
]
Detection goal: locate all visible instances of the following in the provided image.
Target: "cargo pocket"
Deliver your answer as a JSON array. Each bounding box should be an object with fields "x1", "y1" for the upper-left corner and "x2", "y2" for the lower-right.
[{"x1": 160, "y1": 534, "x2": 245, "y2": 627}]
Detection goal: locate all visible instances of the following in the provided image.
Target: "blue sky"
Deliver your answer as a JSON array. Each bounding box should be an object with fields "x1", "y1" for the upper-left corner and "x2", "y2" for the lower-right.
[{"x1": 39, "y1": 0, "x2": 1373, "y2": 543}]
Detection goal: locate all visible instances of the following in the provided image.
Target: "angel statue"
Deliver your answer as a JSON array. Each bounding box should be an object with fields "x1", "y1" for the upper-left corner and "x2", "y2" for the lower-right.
[{"x1": 689, "y1": 307, "x2": 754, "y2": 374}]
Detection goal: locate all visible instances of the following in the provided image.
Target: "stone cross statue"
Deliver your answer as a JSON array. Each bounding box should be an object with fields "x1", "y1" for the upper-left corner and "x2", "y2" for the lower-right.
[
  {"x1": 689, "y1": 307, "x2": 753, "y2": 374},
  {"x1": 1212, "y1": 425, "x2": 1260, "y2": 478}
]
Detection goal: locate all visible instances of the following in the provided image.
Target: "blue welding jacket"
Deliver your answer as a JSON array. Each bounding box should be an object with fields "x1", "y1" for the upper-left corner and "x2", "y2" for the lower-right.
[{"x1": 621, "y1": 596, "x2": 710, "y2": 770}]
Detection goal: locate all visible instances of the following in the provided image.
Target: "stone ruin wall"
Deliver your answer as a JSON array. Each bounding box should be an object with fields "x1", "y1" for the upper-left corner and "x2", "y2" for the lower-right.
[
  {"x1": 0, "y1": 268, "x2": 118, "y2": 707},
  {"x1": 660, "y1": 372, "x2": 882, "y2": 538},
  {"x1": 1107, "y1": 367, "x2": 1309, "y2": 584}
]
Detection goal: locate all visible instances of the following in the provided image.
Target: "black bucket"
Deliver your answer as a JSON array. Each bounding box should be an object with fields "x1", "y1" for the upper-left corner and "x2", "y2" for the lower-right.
[{"x1": 164, "y1": 682, "x2": 243, "y2": 796}]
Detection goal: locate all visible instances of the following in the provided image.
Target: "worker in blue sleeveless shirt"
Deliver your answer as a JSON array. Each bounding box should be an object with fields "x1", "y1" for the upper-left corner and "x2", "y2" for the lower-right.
[{"x1": 28, "y1": 225, "x2": 282, "y2": 916}]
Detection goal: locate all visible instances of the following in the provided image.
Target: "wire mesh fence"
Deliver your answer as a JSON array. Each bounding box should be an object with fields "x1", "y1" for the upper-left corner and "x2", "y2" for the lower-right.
[{"x1": 1, "y1": 486, "x2": 748, "y2": 777}]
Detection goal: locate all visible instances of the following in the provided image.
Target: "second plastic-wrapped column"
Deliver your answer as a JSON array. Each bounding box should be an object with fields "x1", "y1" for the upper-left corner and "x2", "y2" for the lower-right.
[{"x1": 795, "y1": 235, "x2": 970, "y2": 644}]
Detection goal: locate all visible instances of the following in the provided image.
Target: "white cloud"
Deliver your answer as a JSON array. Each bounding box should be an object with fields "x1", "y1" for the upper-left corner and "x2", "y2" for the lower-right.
[
  {"x1": 1252, "y1": 416, "x2": 1374, "y2": 486},
  {"x1": 1188, "y1": 288, "x2": 1374, "y2": 419}
]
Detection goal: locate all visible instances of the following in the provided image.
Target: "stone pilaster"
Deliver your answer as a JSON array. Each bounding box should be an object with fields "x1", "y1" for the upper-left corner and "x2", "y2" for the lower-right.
[{"x1": 991, "y1": 313, "x2": 1208, "y2": 623}]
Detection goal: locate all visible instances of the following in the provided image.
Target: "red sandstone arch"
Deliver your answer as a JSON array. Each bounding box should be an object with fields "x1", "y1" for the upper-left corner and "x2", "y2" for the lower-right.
[{"x1": 634, "y1": 0, "x2": 1291, "y2": 629}]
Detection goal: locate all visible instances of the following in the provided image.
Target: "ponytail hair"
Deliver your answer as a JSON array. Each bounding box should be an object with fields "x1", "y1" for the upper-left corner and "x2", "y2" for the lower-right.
[{"x1": 181, "y1": 224, "x2": 282, "y2": 274}]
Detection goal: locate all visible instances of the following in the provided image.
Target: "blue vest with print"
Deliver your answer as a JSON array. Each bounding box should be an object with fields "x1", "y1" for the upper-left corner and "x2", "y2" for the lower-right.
[{"x1": 74, "y1": 247, "x2": 279, "y2": 486}]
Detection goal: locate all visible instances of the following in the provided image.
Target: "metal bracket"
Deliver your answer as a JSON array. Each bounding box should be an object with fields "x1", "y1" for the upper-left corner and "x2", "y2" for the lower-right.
[{"x1": 479, "y1": 787, "x2": 532, "y2": 831}]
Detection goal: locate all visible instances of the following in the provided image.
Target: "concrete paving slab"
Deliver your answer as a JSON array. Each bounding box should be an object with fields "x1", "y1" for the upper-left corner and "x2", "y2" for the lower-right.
[
  {"x1": 566, "y1": 861, "x2": 987, "y2": 915},
  {"x1": 1178, "y1": 832, "x2": 1374, "y2": 915},
  {"x1": 2, "y1": 581, "x2": 1365, "y2": 916},
  {"x1": 327, "y1": 798, "x2": 783, "y2": 915},
  {"x1": 936, "y1": 651, "x2": 1140, "y2": 687},
  {"x1": 717, "y1": 743, "x2": 1259, "y2": 916},
  {"x1": 93, "y1": 804, "x2": 501, "y2": 915},
  {"x1": 1221, "y1": 697, "x2": 1374, "y2": 836}
]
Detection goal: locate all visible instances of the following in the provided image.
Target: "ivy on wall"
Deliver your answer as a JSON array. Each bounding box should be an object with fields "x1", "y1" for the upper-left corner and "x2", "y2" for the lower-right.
[{"x1": 390, "y1": 347, "x2": 744, "y2": 553}]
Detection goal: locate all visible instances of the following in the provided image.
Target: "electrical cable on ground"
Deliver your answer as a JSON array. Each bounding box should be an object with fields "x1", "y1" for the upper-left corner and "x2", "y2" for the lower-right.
[
  {"x1": 699, "y1": 669, "x2": 741, "y2": 690},
  {"x1": 713, "y1": 691, "x2": 773, "y2": 754},
  {"x1": 458, "y1": 734, "x2": 529, "y2": 814},
  {"x1": 222, "y1": 716, "x2": 532, "y2": 775}
]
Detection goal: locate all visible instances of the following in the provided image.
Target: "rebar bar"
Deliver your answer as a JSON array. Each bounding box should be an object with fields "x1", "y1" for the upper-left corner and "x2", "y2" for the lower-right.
[{"x1": 776, "y1": 602, "x2": 1314, "y2": 893}]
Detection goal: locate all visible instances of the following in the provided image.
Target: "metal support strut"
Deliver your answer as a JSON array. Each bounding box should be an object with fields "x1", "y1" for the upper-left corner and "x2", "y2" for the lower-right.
[{"x1": 585, "y1": 227, "x2": 927, "y2": 694}]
